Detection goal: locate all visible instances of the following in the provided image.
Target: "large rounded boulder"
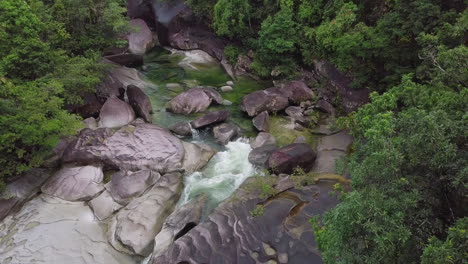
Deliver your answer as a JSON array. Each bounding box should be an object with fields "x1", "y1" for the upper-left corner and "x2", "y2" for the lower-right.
[
  {"x1": 268, "y1": 143, "x2": 316, "y2": 174},
  {"x1": 127, "y1": 19, "x2": 156, "y2": 55},
  {"x1": 241, "y1": 90, "x2": 289, "y2": 117},
  {"x1": 166, "y1": 87, "x2": 213, "y2": 114},
  {"x1": 98, "y1": 97, "x2": 136, "y2": 128}
]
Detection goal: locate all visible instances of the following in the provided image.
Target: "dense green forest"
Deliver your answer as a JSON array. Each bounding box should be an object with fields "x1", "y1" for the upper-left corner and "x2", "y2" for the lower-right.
[
  {"x1": 0, "y1": 0, "x2": 466, "y2": 263},
  {"x1": 0, "y1": 0, "x2": 129, "y2": 188},
  {"x1": 187, "y1": 0, "x2": 467, "y2": 263}
]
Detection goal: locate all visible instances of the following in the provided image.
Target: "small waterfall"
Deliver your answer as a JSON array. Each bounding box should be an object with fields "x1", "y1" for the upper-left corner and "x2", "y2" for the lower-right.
[
  {"x1": 179, "y1": 138, "x2": 255, "y2": 211},
  {"x1": 151, "y1": 0, "x2": 186, "y2": 25},
  {"x1": 189, "y1": 123, "x2": 201, "y2": 142}
]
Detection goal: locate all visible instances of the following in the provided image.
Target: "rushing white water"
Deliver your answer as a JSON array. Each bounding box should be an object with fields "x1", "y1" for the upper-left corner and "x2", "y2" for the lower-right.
[{"x1": 179, "y1": 138, "x2": 255, "y2": 211}]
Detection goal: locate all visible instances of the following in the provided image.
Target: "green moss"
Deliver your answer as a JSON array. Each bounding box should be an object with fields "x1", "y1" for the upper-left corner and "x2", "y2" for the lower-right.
[
  {"x1": 268, "y1": 115, "x2": 318, "y2": 147},
  {"x1": 250, "y1": 204, "x2": 265, "y2": 217}
]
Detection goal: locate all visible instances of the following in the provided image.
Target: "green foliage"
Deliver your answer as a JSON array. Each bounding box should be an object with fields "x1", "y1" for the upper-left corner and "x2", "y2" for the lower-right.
[
  {"x1": 316, "y1": 74, "x2": 467, "y2": 263},
  {"x1": 223, "y1": 45, "x2": 243, "y2": 65},
  {"x1": 0, "y1": 78, "x2": 82, "y2": 189},
  {"x1": 250, "y1": 204, "x2": 265, "y2": 217},
  {"x1": 213, "y1": 0, "x2": 251, "y2": 38},
  {"x1": 0, "y1": 0, "x2": 127, "y2": 188},
  {"x1": 422, "y1": 217, "x2": 468, "y2": 264}
]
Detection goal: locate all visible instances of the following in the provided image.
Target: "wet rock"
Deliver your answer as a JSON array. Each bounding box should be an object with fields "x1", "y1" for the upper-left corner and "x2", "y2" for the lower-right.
[
  {"x1": 98, "y1": 97, "x2": 136, "y2": 128},
  {"x1": 314, "y1": 100, "x2": 335, "y2": 116},
  {"x1": 106, "y1": 170, "x2": 160, "y2": 205},
  {"x1": 127, "y1": 0, "x2": 156, "y2": 28},
  {"x1": 62, "y1": 123, "x2": 186, "y2": 173},
  {"x1": 151, "y1": 194, "x2": 208, "y2": 257},
  {"x1": 104, "y1": 53, "x2": 144, "y2": 67},
  {"x1": 253, "y1": 111, "x2": 269, "y2": 132},
  {"x1": 127, "y1": 85, "x2": 153, "y2": 122},
  {"x1": 88, "y1": 190, "x2": 123, "y2": 221},
  {"x1": 0, "y1": 195, "x2": 134, "y2": 264},
  {"x1": 167, "y1": 87, "x2": 212, "y2": 114},
  {"x1": 41, "y1": 165, "x2": 104, "y2": 202},
  {"x1": 248, "y1": 144, "x2": 278, "y2": 168},
  {"x1": 181, "y1": 142, "x2": 216, "y2": 173},
  {"x1": 191, "y1": 110, "x2": 231, "y2": 129},
  {"x1": 250, "y1": 132, "x2": 277, "y2": 149},
  {"x1": 241, "y1": 90, "x2": 289, "y2": 117},
  {"x1": 151, "y1": 178, "x2": 339, "y2": 264},
  {"x1": 220, "y1": 85, "x2": 233, "y2": 92},
  {"x1": 0, "y1": 169, "x2": 51, "y2": 221},
  {"x1": 213, "y1": 123, "x2": 242, "y2": 145},
  {"x1": 169, "y1": 122, "x2": 192, "y2": 137},
  {"x1": 268, "y1": 143, "x2": 316, "y2": 174},
  {"x1": 200, "y1": 86, "x2": 224, "y2": 104},
  {"x1": 108, "y1": 172, "x2": 183, "y2": 256},
  {"x1": 127, "y1": 19, "x2": 156, "y2": 55}
]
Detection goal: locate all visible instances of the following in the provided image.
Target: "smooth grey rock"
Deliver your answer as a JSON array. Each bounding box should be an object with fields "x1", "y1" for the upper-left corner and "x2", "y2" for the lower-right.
[
  {"x1": 274, "y1": 81, "x2": 315, "y2": 105},
  {"x1": 222, "y1": 99, "x2": 233, "y2": 105},
  {"x1": 169, "y1": 122, "x2": 192, "y2": 137},
  {"x1": 0, "y1": 195, "x2": 134, "y2": 264},
  {"x1": 220, "y1": 85, "x2": 233, "y2": 92},
  {"x1": 226, "y1": 81, "x2": 234, "y2": 86},
  {"x1": 167, "y1": 88, "x2": 212, "y2": 114},
  {"x1": 128, "y1": 19, "x2": 156, "y2": 55},
  {"x1": 200, "y1": 86, "x2": 224, "y2": 104},
  {"x1": 285, "y1": 106, "x2": 304, "y2": 119},
  {"x1": 127, "y1": 85, "x2": 153, "y2": 122},
  {"x1": 106, "y1": 170, "x2": 160, "y2": 205},
  {"x1": 252, "y1": 111, "x2": 269, "y2": 132},
  {"x1": 62, "y1": 123, "x2": 186, "y2": 173},
  {"x1": 98, "y1": 97, "x2": 136, "y2": 128},
  {"x1": 151, "y1": 194, "x2": 208, "y2": 257},
  {"x1": 83, "y1": 117, "x2": 98, "y2": 129},
  {"x1": 268, "y1": 143, "x2": 316, "y2": 174},
  {"x1": 41, "y1": 165, "x2": 104, "y2": 202},
  {"x1": 108, "y1": 173, "x2": 183, "y2": 256},
  {"x1": 190, "y1": 110, "x2": 230, "y2": 129},
  {"x1": 248, "y1": 144, "x2": 278, "y2": 168},
  {"x1": 181, "y1": 142, "x2": 216, "y2": 174},
  {"x1": 312, "y1": 150, "x2": 346, "y2": 174},
  {"x1": 317, "y1": 130, "x2": 352, "y2": 152},
  {"x1": 213, "y1": 123, "x2": 242, "y2": 145},
  {"x1": 0, "y1": 169, "x2": 51, "y2": 221},
  {"x1": 250, "y1": 132, "x2": 276, "y2": 149},
  {"x1": 241, "y1": 90, "x2": 289, "y2": 117},
  {"x1": 88, "y1": 190, "x2": 123, "y2": 220}
]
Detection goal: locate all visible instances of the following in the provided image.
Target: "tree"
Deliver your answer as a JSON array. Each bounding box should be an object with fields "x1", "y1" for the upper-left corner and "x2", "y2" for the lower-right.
[{"x1": 213, "y1": 0, "x2": 252, "y2": 38}]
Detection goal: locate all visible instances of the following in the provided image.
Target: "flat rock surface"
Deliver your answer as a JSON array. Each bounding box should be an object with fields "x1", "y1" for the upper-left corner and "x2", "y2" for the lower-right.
[
  {"x1": 106, "y1": 170, "x2": 160, "y2": 205},
  {"x1": 0, "y1": 195, "x2": 135, "y2": 264},
  {"x1": 0, "y1": 169, "x2": 51, "y2": 221},
  {"x1": 41, "y1": 165, "x2": 104, "y2": 202},
  {"x1": 128, "y1": 19, "x2": 155, "y2": 55},
  {"x1": 108, "y1": 173, "x2": 183, "y2": 256},
  {"x1": 151, "y1": 179, "x2": 340, "y2": 264},
  {"x1": 190, "y1": 110, "x2": 230, "y2": 129}
]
